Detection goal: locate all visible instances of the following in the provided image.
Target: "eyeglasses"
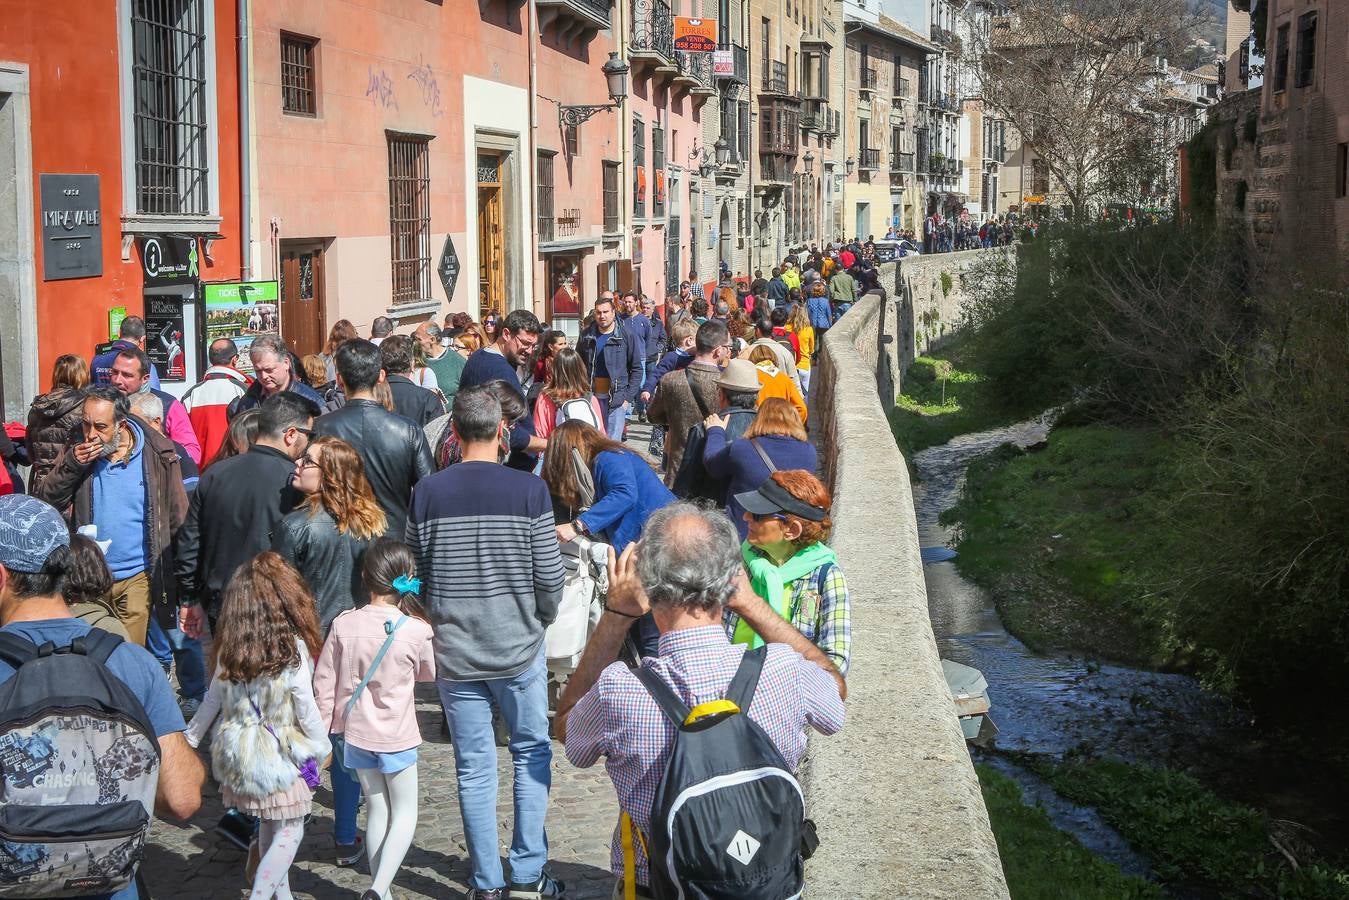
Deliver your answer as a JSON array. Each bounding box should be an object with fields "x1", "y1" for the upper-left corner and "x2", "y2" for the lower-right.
[
  {"x1": 290, "y1": 426, "x2": 315, "y2": 439},
  {"x1": 748, "y1": 511, "x2": 789, "y2": 523},
  {"x1": 298, "y1": 456, "x2": 320, "y2": 470}
]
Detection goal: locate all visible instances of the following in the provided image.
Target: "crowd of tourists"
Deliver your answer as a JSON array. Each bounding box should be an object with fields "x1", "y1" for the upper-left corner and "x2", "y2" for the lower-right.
[{"x1": 0, "y1": 290, "x2": 853, "y2": 900}]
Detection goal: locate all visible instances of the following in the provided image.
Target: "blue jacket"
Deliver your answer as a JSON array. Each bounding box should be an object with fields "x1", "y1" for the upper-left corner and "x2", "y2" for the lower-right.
[
  {"x1": 92, "y1": 340, "x2": 161, "y2": 388},
  {"x1": 577, "y1": 450, "x2": 675, "y2": 552},
  {"x1": 576, "y1": 322, "x2": 644, "y2": 406},
  {"x1": 807, "y1": 295, "x2": 834, "y2": 331},
  {"x1": 767, "y1": 277, "x2": 789, "y2": 307},
  {"x1": 703, "y1": 430, "x2": 818, "y2": 540},
  {"x1": 227, "y1": 376, "x2": 324, "y2": 419},
  {"x1": 643, "y1": 348, "x2": 693, "y2": 395},
  {"x1": 644, "y1": 315, "x2": 668, "y2": 363}
]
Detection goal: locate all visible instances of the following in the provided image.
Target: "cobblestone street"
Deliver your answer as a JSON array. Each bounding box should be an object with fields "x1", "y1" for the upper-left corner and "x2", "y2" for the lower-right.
[{"x1": 142, "y1": 684, "x2": 621, "y2": 899}]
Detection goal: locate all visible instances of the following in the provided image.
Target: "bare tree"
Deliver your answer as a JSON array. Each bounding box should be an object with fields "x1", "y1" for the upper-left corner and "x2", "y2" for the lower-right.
[{"x1": 968, "y1": 0, "x2": 1206, "y2": 220}]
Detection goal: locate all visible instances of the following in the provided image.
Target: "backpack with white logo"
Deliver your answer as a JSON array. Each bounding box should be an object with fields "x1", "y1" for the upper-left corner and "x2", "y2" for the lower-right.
[
  {"x1": 555, "y1": 396, "x2": 602, "y2": 430},
  {"x1": 0, "y1": 630, "x2": 160, "y2": 897},
  {"x1": 634, "y1": 646, "x2": 807, "y2": 900}
]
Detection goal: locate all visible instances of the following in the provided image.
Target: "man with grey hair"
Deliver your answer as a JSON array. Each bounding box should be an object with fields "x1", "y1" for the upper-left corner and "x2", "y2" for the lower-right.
[
  {"x1": 557, "y1": 503, "x2": 845, "y2": 897},
  {"x1": 226, "y1": 333, "x2": 324, "y2": 418},
  {"x1": 370, "y1": 315, "x2": 394, "y2": 345},
  {"x1": 406, "y1": 384, "x2": 566, "y2": 899},
  {"x1": 414, "y1": 318, "x2": 466, "y2": 405}
]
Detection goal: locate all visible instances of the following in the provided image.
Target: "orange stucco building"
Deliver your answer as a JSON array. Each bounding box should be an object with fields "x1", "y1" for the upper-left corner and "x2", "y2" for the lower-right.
[{"x1": 0, "y1": 0, "x2": 244, "y2": 414}]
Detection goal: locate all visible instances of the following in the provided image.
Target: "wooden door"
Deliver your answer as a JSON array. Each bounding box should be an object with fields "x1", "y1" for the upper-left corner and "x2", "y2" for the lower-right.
[{"x1": 279, "y1": 243, "x2": 326, "y2": 359}]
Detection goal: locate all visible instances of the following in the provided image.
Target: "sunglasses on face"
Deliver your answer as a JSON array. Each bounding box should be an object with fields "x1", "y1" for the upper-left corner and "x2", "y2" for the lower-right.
[{"x1": 748, "y1": 511, "x2": 788, "y2": 523}]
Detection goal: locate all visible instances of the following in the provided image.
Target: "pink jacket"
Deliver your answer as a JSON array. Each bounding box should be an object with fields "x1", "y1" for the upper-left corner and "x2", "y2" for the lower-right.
[{"x1": 312, "y1": 605, "x2": 436, "y2": 752}]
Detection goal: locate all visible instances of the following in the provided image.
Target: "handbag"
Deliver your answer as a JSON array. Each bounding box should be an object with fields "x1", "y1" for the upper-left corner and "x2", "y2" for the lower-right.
[
  {"x1": 248, "y1": 696, "x2": 323, "y2": 789},
  {"x1": 331, "y1": 615, "x2": 408, "y2": 771}
]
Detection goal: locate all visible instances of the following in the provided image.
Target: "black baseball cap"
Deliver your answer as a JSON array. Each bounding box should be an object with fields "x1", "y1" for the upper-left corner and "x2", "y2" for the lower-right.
[{"x1": 734, "y1": 477, "x2": 827, "y2": 522}]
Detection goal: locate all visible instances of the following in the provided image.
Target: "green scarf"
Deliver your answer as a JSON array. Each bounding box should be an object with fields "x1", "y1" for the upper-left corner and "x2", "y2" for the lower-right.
[{"x1": 733, "y1": 541, "x2": 837, "y2": 649}]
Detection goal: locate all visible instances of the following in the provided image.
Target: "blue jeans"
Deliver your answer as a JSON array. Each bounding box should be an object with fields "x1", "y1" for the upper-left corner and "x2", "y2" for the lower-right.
[
  {"x1": 602, "y1": 396, "x2": 628, "y2": 440},
  {"x1": 438, "y1": 649, "x2": 552, "y2": 890},
  {"x1": 145, "y1": 618, "x2": 206, "y2": 701},
  {"x1": 329, "y1": 739, "x2": 363, "y2": 845}
]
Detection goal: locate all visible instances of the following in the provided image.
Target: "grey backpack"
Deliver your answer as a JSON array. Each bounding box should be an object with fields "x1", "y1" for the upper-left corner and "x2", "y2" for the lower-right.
[{"x1": 0, "y1": 630, "x2": 159, "y2": 897}]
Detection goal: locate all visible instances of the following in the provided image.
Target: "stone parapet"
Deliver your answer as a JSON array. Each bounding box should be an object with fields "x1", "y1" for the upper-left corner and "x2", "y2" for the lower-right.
[{"x1": 804, "y1": 291, "x2": 1009, "y2": 899}]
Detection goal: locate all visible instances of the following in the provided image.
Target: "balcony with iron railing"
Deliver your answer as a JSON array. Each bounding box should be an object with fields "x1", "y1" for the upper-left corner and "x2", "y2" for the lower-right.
[
  {"x1": 858, "y1": 147, "x2": 881, "y2": 170},
  {"x1": 860, "y1": 66, "x2": 878, "y2": 92},
  {"x1": 762, "y1": 59, "x2": 790, "y2": 95},
  {"x1": 894, "y1": 76, "x2": 911, "y2": 100},
  {"x1": 536, "y1": 0, "x2": 610, "y2": 33},
  {"x1": 630, "y1": 0, "x2": 674, "y2": 65},
  {"x1": 715, "y1": 43, "x2": 749, "y2": 86},
  {"x1": 675, "y1": 50, "x2": 714, "y2": 93},
  {"x1": 891, "y1": 151, "x2": 914, "y2": 173},
  {"x1": 801, "y1": 98, "x2": 831, "y2": 132}
]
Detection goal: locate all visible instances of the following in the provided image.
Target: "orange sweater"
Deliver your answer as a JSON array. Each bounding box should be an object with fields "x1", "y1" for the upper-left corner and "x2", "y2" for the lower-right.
[{"x1": 755, "y1": 364, "x2": 808, "y2": 423}]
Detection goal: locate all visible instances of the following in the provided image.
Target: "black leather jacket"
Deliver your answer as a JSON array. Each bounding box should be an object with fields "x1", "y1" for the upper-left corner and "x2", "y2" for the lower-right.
[
  {"x1": 313, "y1": 399, "x2": 434, "y2": 538},
  {"x1": 387, "y1": 374, "x2": 445, "y2": 427},
  {"x1": 271, "y1": 507, "x2": 372, "y2": 633}
]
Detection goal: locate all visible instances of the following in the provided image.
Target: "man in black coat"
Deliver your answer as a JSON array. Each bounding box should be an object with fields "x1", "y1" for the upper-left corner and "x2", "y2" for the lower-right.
[
  {"x1": 380, "y1": 335, "x2": 446, "y2": 427},
  {"x1": 175, "y1": 392, "x2": 316, "y2": 636},
  {"x1": 314, "y1": 339, "x2": 434, "y2": 538}
]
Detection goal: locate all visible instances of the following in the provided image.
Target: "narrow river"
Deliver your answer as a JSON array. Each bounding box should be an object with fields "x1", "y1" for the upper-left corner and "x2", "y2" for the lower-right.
[{"x1": 907, "y1": 417, "x2": 1341, "y2": 874}]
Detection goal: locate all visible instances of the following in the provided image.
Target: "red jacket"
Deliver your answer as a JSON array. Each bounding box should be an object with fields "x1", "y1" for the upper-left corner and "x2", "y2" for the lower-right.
[{"x1": 181, "y1": 366, "x2": 251, "y2": 467}]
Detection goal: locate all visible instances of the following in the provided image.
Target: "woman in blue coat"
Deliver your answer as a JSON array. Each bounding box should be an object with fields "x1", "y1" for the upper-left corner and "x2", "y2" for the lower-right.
[
  {"x1": 543, "y1": 420, "x2": 675, "y2": 655},
  {"x1": 703, "y1": 398, "x2": 819, "y2": 541}
]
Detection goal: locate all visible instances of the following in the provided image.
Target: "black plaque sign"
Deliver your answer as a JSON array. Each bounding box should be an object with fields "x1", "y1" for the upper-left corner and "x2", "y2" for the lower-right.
[
  {"x1": 138, "y1": 235, "x2": 200, "y2": 287},
  {"x1": 144, "y1": 296, "x2": 188, "y2": 383},
  {"x1": 438, "y1": 235, "x2": 460, "y2": 300},
  {"x1": 40, "y1": 174, "x2": 103, "y2": 281}
]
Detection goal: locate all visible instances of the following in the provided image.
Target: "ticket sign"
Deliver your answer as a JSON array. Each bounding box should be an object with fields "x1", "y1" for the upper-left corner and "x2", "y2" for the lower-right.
[{"x1": 673, "y1": 17, "x2": 717, "y2": 52}]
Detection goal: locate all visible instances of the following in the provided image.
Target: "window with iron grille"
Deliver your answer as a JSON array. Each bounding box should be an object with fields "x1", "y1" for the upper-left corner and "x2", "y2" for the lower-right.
[
  {"x1": 1273, "y1": 23, "x2": 1290, "y2": 92},
  {"x1": 720, "y1": 101, "x2": 738, "y2": 161},
  {"x1": 633, "y1": 117, "x2": 646, "y2": 218},
  {"x1": 652, "y1": 125, "x2": 666, "y2": 217},
  {"x1": 1294, "y1": 12, "x2": 1316, "y2": 88},
  {"x1": 603, "y1": 161, "x2": 620, "y2": 232},
  {"x1": 387, "y1": 134, "x2": 432, "y2": 304},
  {"x1": 131, "y1": 0, "x2": 210, "y2": 216},
  {"x1": 537, "y1": 152, "x2": 555, "y2": 242},
  {"x1": 280, "y1": 33, "x2": 317, "y2": 116},
  {"x1": 565, "y1": 123, "x2": 579, "y2": 157},
  {"x1": 738, "y1": 102, "x2": 751, "y2": 164}
]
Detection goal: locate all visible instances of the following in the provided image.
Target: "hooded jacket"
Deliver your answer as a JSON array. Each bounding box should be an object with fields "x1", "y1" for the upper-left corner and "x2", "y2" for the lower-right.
[
  {"x1": 181, "y1": 365, "x2": 251, "y2": 466},
  {"x1": 25, "y1": 387, "x2": 85, "y2": 494}
]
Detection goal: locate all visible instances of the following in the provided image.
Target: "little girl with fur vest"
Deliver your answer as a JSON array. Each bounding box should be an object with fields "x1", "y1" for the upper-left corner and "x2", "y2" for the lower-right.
[
  {"x1": 314, "y1": 538, "x2": 436, "y2": 900},
  {"x1": 186, "y1": 552, "x2": 330, "y2": 900}
]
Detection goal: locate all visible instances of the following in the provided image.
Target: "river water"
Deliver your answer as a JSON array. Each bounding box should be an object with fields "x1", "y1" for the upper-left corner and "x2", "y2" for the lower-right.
[{"x1": 908, "y1": 417, "x2": 1322, "y2": 874}]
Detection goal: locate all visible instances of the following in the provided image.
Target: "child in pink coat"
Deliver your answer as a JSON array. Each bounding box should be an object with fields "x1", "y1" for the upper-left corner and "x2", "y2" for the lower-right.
[{"x1": 313, "y1": 538, "x2": 436, "y2": 900}]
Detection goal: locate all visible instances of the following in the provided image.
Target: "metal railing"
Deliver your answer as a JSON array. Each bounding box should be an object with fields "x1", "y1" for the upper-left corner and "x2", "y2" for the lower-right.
[
  {"x1": 891, "y1": 151, "x2": 914, "y2": 172},
  {"x1": 802, "y1": 98, "x2": 830, "y2": 131},
  {"x1": 676, "y1": 50, "x2": 712, "y2": 87},
  {"x1": 859, "y1": 147, "x2": 881, "y2": 169},
  {"x1": 763, "y1": 59, "x2": 789, "y2": 94},
  {"x1": 894, "y1": 76, "x2": 911, "y2": 99},
  {"x1": 630, "y1": 0, "x2": 673, "y2": 61},
  {"x1": 861, "y1": 67, "x2": 878, "y2": 90},
  {"x1": 716, "y1": 43, "x2": 749, "y2": 85}
]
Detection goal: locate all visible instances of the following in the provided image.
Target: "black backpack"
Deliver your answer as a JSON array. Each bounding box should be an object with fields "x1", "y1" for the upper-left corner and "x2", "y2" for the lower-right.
[
  {"x1": 635, "y1": 647, "x2": 809, "y2": 900},
  {"x1": 0, "y1": 630, "x2": 160, "y2": 897}
]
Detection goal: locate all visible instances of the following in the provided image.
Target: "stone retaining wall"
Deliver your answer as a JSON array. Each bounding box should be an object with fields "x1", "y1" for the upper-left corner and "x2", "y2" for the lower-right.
[
  {"x1": 803, "y1": 291, "x2": 1009, "y2": 899},
  {"x1": 889, "y1": 248, "x2": 1015, "y2": 370}
]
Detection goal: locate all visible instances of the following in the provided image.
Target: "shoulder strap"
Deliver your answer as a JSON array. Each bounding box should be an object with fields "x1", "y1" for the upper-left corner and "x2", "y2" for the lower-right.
[
  {"x1": 76, "y1": 628, "x2": 125, "y2": 665},
  {"x1": 343, "y1": 615, "x2": 408, "y2": 721},
  {"x1": 684, "y1": 369, "x2": 712, "y2": 418},
  {"x1": 0, "y1": 633, "x2": 37, "y2": 669},
  {"x1": 749, "y1": 438, "x2": 778, "y2": 474},
  {"x1": 633, "y1": 664, "x2": 693, "y2": 727},
  {"x1": 815, "y1": 561, "x2": 836, "y2": 596},
  {"x1": 726, "y1": 645, "x2": 767, "y2": 710}
]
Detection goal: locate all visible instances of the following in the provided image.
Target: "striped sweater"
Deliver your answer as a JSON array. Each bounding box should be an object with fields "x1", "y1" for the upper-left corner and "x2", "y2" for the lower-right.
[{"x1": 405, "y1": 460, "x2": 565, "y2": 680}]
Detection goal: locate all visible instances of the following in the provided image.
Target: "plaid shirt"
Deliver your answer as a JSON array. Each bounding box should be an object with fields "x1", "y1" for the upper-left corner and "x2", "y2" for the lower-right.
[
  {"x1": 723, "y1": 557, "x2": 852, "y2": 677},
  {"x1": 564, "y1": 624, "x2": 845, "y2": 885}
]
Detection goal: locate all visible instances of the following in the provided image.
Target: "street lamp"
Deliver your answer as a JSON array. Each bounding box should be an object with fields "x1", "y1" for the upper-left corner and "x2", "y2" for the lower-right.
[
  {"x1": 558, "y1": 52, "x2": 630, "y2": 129},
  {"x1": 690, "y1": 137, "x2": 730, "y2": 177},
  {"x1": 803, "y1": 151, "x2": 815, "y2": 175},
  {"x1": 845, "y1": 157, "x2": 856, "y2": 176}
]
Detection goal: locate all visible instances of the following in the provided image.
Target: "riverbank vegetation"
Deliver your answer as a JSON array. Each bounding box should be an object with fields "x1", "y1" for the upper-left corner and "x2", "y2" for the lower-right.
[
  {"x1": 976, "y1": 764, "x2": 1164, "y2": 900},
  {"x1": 946, "y1": 224, "x2": 1348, "y2": 725},
  {"x1": 888, "y1": 336, "x2": 1039, "y2": 457},
  {"x1": 1023, "y1": 756, "x2": 1349, "y2": 899}
]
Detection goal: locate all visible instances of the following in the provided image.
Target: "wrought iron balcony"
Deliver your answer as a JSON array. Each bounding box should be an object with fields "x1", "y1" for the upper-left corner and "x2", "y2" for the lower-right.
[
  {"x1": 891, "y1": 151, "x2": 915, "y2": 173},
  {"x1": 861, "y1": 67, "x2": 878, "y2": 91},
  {"x1": 675, "y1": 50, "x2": 713, "y2": 91},
  {"x1": 894, "y1": 76, "x2": 911, "y2": 100},
  {"x1": 759, "y1": 153, "x2": 796, "y2": 183},
  {"x1": 762, "y1": 60, "x2": 790, "y2": 95},
  {"x1": 858, "y1": 148, "x2": 881, "y2": 170},
  {"x1": 630, "y1": 0, "x2": 674, "y2": 64},
  {"x1": 801, "y1": 99, "x2": 830, "y2": 132},
  {"x1": 715, "y1": 43, "x2": 749, "y2": 86},
  {"x1": 535, "y1": 0, "x2": 611, "y2": 32}
]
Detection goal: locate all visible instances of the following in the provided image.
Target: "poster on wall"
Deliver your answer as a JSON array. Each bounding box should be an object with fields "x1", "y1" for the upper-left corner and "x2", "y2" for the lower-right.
[
  {"x1": 548, "y1": 256, "x2": 582, "y2": 319},
  {"x1": 203, "y1": 281, "x2": 280, "y2": 377},
  {"x1": 144, "y1": 296, "x2": 187, "y2": 382}
]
